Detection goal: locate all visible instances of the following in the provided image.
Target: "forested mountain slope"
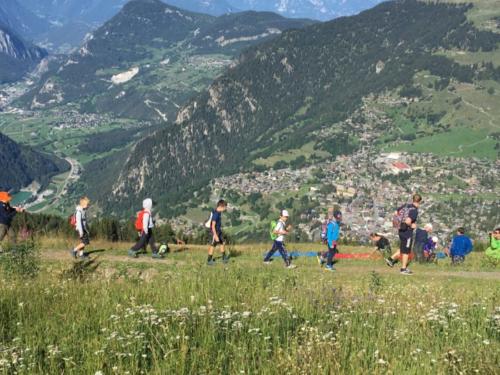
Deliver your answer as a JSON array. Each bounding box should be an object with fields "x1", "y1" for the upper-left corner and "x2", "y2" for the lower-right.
[{"x1": 104, "y1": 0, "x2": 500, "y2": 215}]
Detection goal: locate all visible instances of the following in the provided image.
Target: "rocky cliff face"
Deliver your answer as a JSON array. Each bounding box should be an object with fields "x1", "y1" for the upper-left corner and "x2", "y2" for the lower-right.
[{"x1": 0, "y1": 24, "x2": 47, "y2": 83}]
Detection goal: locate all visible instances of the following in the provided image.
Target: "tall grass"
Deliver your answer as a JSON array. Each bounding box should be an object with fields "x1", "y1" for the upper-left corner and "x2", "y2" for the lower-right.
[{"x1": 0, "y1": 245, "x2": 498, "y2": 374}]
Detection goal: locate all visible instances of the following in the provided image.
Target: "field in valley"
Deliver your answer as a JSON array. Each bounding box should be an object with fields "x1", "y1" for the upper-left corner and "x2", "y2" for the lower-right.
[{"x1": 0, "y1": 241, "x2": 498, "y2": 374}]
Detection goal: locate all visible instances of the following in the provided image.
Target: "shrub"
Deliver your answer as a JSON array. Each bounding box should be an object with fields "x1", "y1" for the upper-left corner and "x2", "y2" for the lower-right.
[{"x1": 0, "y1": 240, "x2": 40, "y2": 278}]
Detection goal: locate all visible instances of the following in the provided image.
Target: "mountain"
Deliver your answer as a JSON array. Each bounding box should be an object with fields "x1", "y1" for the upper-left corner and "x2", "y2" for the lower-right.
[
  {"x1": 99, "y1": 0, "x2": 500, "y2": 215},
  {"x1": 17, "y1": 0, "x2": 128, "y2": 25},
  {"x1": 0, "y1": 24, "x2": 47, "y2": 83},
  {"x1": 19, "y1": 0, "x2": 315, "y2": 121},
  {"x1": 0, "y1": 132, "x2": 69, "y2": 192},
  {"x1": 13, "y1": 0, "x2": 128, "y2": 53},
  {"x1": 0, "y1": 0, "x2": 50, "y2": 39},
  {"x1": 227, "y1": 0, "x2": 384, "y2": 20}
]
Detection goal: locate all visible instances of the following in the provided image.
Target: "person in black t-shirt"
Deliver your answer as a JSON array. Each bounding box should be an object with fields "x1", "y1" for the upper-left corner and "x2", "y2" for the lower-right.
[
  {"x1": 207, "y1": 199, "x2": 228, "y2": 265},
  {"x1": 370, "y1": 233, "x2": 391, "y2": 256},
  {"x1": 386, "y1": 194, "x2": 422, "y2": 275}
]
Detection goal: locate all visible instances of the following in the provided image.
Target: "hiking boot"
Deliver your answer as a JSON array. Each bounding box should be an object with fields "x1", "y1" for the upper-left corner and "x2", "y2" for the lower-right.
[
  {"x1": 152, "y1": 253, "x2": 163, "y2": 259},
  {"x1": 400, "y1": 268, "x2": 413, "y2": 275},
  {"x1": 128, "y1": 249, "x2": 138, "y2": 258},
  {"x1": 325, "y1": 265, "x2": 335, "y2": 272},
  {"x1": 207, "y1": 259, "x2": 216, "y2": 266},
  {"x1": 69, "y1": 249, "x2": 77, "y2": 259},
  {"x1": 385, "y1": 258, "x2": 395, "y2": 268}
]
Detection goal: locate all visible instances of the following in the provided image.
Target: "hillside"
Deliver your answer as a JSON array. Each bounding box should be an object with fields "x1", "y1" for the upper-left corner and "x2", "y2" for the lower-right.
[
  {"x1": 19, "y1": 0, "x2": 315, "y2": 121},
  {"x1": 102, "y1": 0, "x2": 499, "y2": 216},
  {"x1": 0, "y1": 132, "x2": 69, "y2": 191},
  {"x1": 0, "y1": 24, "x2": 47, "y2": 83}
]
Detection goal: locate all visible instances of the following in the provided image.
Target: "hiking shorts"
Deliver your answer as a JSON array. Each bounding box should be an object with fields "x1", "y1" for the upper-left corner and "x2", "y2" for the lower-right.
[
  {"x1": 79, "y1": 232, "x2": 90, "y2": 246},
  {"x1": 399, "y1": 236, "x2": 412, "y2": 254},
  {"x1": 210, "y1": 232, "x2": 225, "y2": 247}
]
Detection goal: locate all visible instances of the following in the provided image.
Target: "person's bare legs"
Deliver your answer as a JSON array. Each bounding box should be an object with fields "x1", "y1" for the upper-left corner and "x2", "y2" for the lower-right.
[{"x1": 401, "y1": 253, "x2": 409, "y2": 269}]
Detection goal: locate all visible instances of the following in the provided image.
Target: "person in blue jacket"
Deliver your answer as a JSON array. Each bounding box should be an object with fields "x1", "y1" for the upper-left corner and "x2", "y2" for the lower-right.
[
  {"x1": 447, "y1": 227, "x2": 473, "y2": 264},
  {"x1": 324, "y1": 210, "x2": 342, "y2": 272}
]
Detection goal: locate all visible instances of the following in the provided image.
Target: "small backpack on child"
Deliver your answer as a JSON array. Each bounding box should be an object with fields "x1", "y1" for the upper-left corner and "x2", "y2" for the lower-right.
[
  {"x1": 269, "y1": 220, "x2": 278, "y2": 241},
  {"x1": 135, "y1": 210, "x2": 147, "y2": 232}
]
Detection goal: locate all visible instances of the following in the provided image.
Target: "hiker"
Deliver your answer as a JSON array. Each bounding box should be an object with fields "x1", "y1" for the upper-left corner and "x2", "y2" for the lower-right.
[
  {"x1": 128, "y1": 198, "x2": 162, "y2": 259},
  {"x1": 70, "y1": 196, "x2": 91, "y2": 259},
  {"x1": 317, "y1": 207, "x2": 334, "y2": 265},
  {"x1": 485, "y1": 228, "x2": 500, "y2": 260},
  {"x1": 320, "y1": 210, "x2": 342, "y2": 272},
  {"x1": 263, "y1": 210, "x2": 296, "y2": 269},
  {"x1": 0, "y1": 191, "x2": 24, "y2": 248},
  {"x1": 370, "y1": 232, "x2": 391, "y2": 256},
  {"x1": 206, "y1": 199, "x2": 229, "y2": 265},
  {"x1": 386, "y1": 193, "x2": 422, "y2": 275},
  {"x1": 320, "y1": 208, "x2": 335, "y2": 244},
  {"x1": 414, "y1": 223, "x2": 433, "y2": 263},
  {"x1": 422, "y1": 236, "x2": 439, "y2": 263},
  {"x1": 446, "y1": 227, "x2": 473, "y2": 265}
]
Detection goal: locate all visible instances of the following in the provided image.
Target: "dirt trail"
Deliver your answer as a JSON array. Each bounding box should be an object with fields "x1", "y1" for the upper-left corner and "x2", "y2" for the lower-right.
[{"x1": 41, "y1": 250, "x2": 500, "y2": 280}]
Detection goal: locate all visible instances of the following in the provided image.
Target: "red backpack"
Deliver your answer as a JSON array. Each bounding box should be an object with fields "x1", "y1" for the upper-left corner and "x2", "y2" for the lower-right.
[
  {"x1": 135, "y1": 209, "x2": 147, "y2": 231},
  {"x1": 68, "y1": 214, "x2": 77, "y2": 229}
]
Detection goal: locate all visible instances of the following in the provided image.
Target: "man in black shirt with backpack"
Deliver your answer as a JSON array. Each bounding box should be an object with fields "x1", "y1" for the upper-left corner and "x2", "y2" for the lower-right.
[{"x1": 386, "y1": 193, "x2": 422, "y2": 275}]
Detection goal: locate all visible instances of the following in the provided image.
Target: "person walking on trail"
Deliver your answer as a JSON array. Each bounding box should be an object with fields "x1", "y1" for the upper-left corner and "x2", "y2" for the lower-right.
[
  {"x1": 70, "y1": 196, "x2": 91, "y2": 259},
  {"x1": 263, "y1": 210, "x2": 296, "y2": 269},
  {"x1": 386, "y1": 193, "x2": 422, "y2": 275},
  {"x1": 129, "y1": 198, "x2": 162, "y2": 259},
  {"x1": 206, "y1": 199, "x2": 229, "y2": 265},
  {"x1": 0, "y1": 191, "x2": 24, "y2": 249},
  {"x1": 485, "y1": 228, "x2": 500, "y2": 260},
  {"x1": 446, "y1": 227, "x2": 473, "y2": 265},
  {"x1": 317, "y1": 207, "x2": 334, "y2": 265},
  {"x1": 322, "y1": 210, "x2": 342, "y2": 272},
  {"x1": 370, "y1": 233, "x2": 391, "y2": 257},
  {"x1": 414, "y1": 223, "x2": 433, "y2": 263}
]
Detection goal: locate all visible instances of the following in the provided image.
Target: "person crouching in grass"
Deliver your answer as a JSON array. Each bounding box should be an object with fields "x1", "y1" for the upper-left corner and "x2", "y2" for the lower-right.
[
  {"x1": 485, "y1": 228, "x2": 500, "y2": 261},
  {"x1": 446, "y1": 227, "x2": 473, "y2": 265},
  {"x1": 370, "y1": 232, "x2": 391, "y2": 258},
  {"x1": 207, "y1": 199, "x2": 228, "y2": 265}
]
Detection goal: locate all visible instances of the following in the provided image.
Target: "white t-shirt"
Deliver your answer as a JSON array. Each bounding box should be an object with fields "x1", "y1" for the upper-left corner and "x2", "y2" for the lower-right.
[{"x1": 275, "y1": 220, "x2": 287, "y2": 242}]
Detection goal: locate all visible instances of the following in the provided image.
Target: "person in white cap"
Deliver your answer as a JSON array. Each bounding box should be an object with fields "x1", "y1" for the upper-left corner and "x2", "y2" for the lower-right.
[
  {"x1": 128, "y1": 198, "x2": 162, "y2": 259},
  {"x1": 263, "y1": 209, "x2": 296, "y2": 269}
]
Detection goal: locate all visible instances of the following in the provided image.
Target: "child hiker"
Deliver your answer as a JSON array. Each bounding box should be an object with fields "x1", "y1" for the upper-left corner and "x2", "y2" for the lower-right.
[
  {"x1": 263, "y1": 210, "x2": 296, "y2": 269},
  {"x1": 206, "y1": 199, "x2": 228, "y2": 265},
  {"x1": 128, "y1": 198, "x2": 163, "y2": 259},
  {"x1": 318, "y1": 210, "x2": 342, "y2": 271},
  {"x1": 70, "y1": 196, "x2": 90, "y2": 259}
]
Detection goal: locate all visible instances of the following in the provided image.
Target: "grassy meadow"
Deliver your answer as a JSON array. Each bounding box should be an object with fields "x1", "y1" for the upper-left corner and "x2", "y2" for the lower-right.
[{"x1": 0, "y1": 240, "x2": 499, "y2": 374}]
